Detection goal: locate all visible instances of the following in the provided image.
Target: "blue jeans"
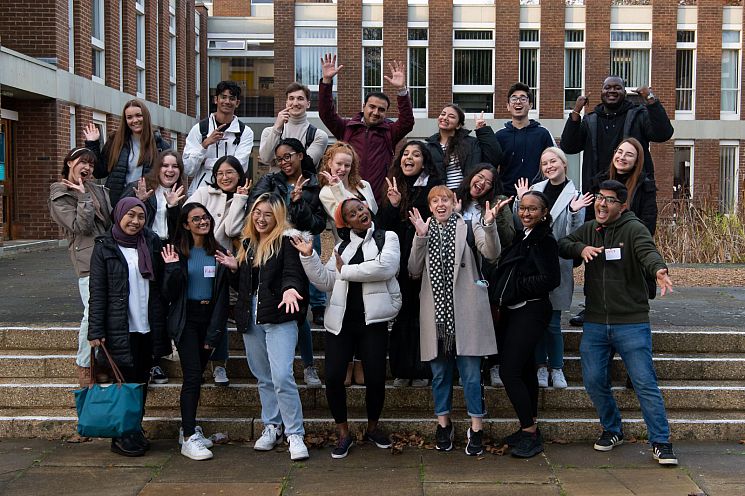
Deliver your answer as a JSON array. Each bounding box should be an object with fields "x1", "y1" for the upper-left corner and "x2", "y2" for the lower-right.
[
  {"x1": 581, "y1": 322, "x2": 670, "y2": 444},
  {"x1": 308, "y1": 235, "x2": 326, "y2": 309},
  {"x1": 534, "y1": 310, "x2": 564, "y2": 369},
  {"x1": 242, "y1": 296, "x2": 305, "y2": 436},
  {"x1": 76, "y1": 276, "x2": 91, "y2": 367},
  {"x1": 430, "y1": 355, "x2": 484, "y2": 418}
]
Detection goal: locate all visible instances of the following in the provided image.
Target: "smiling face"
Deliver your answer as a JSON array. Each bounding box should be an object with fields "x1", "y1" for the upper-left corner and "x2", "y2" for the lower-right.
[
  {"x1": 400, "y1": 144, "x2": 425, "y2": 177},
  {"x1": 216, "y1": 162, "x2": 240, "y2": 193},
  {"x1": 342, "y1": 199, "x2": 372, "y2": 233},
  {"x1": 506, "y1": 90, "x2": 532, "y2": 119},
  {"x1": 540, "y1": 150, "x2": 567, "y2": 184},
  {"x1": 612, "y1": 141, "x2": 639, "y2": 175},
  {"x1": 252, "y1": 201, "x2": 277, "y2": 237},
  {"x1": 285, "y1": 89, "x2": 310, "y2": 118},
  {"x1": 214, "y1": 89, "x2": 240, "y2": 116},
  {"x1": 594, "y1": 189, "x2": 626, "y2": 226},
  {"x1": 125, "y1": 105, "x2": 145, "y2": 135},
  {"x1": 469, "y1": 169, "x2": 494, "y2": 199},
  {"x1": 68, "y1": 156, "x2": 94, "y2": 183},
  {"x1": 362, "y1": 96, "x2": 388, "y2": 126},
  {"x1": 601, "y1": 77, "x2": 626, "y2": 107},
  {"x1": 275, "y1": 144, "x2": 303, "y2": 178},
  {"x1": 329, "y1": 151, "x2": 353, "y2": 185},
  {"x1": 184, "y1": 207, "x2": 211, "y2": 237},
  {"x1": 119, "y1": 206, "x2": 146, "y2": 235},
  {"x1": 518, "y1": 194, "x2": 547, "y2": 230},
  {"x1": 429, "y1": 193, "x2": 455, "y2": 224},
  {"x1": 158, "y1": 154, "x2": 181, "y2": 188},
  {"x1": 438, "y1": 106, "x2": 461, "y2": 132}
]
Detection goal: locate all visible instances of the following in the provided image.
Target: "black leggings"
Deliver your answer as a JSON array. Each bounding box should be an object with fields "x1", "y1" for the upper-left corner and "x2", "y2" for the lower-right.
[
  {"x1": 177, "y1": 304, "x2": 214, "y2": 437},
  {"x1": 117, "y1": 331, "x2": 153, "y2": 422},
  {"x1": 325, "y1": 316, "x2": 388, "y2": 424},
  {"x1": 496, "y1": 299, "x2": 552, "y2": 428}
]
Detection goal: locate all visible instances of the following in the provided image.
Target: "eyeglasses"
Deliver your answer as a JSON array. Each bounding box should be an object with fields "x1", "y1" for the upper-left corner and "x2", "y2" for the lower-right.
[
  {"x1": 273, "y1": 152, "x2": 298, "y2": 166},
  {"x1": 216, "y1": 170, "x2": 237, "y2": 178},
  {"x1": 217, "y1": 94, "x2": 238, "y2": 102},
  {"x1": 189, "y1": 214, "x2": 211, "y2": 224},
  {"x1": 509, "y1": 96, "x2": 530, "y2": 104},
  {"x1": 595, "y1": 194, "x2": 622, "y2": 205},
  {"x1": 517, "y1": 205, "x2": 542, "y2": 213}
]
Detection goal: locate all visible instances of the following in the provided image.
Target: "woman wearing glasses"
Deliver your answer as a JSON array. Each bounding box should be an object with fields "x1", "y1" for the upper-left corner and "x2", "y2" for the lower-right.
[{"x1": 488, "y1": 191, "x2": 560, "y2": 459}]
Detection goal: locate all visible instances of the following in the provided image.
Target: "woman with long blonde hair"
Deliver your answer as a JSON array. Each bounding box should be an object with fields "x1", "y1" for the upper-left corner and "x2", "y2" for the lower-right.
[{"x1": 216, "y1": 193, "x2": 311, "y2": 461}]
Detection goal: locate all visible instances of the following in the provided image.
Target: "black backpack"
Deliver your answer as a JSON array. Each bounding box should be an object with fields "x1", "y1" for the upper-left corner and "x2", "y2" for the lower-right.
[{"x1": 199, "y1": 117, "x2": 247, "y2": 147}]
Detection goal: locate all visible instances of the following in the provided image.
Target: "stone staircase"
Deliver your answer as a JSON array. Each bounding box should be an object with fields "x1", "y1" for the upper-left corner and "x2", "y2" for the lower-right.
[{"x1": 0, "y1": 324, "x2": 744, "y2": 442}]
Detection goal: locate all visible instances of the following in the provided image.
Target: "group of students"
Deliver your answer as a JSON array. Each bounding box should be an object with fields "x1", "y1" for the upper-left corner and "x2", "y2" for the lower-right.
[{"x1": 49, "y1": 59, "x2": 679, "y2": 466}]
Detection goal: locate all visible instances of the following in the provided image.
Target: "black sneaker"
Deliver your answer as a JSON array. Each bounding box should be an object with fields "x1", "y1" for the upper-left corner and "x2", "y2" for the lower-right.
[
  {"x1": 652, "y1": 442, "x2": 678, "y2": 465},
  {"x1": 465, "y1": 428, "x2": 483, "y2": 456},
  {"x1": 511, "y1": 430, "x2": 543, "y2": 458},
  {"x1": 331, "y1": 435, "x2": 354, "y2": 459},
  {"x1": 363, "y1": 428, "x2": 392, "y2": 449},
  {"x1": 503, "y1": 427, "x2": 541, "y2": 447},
  {"x1": 569, "y1": 309, "x2": 585, "y2": 327},
  {"x1": 435, "y1": 422, "x2": 454, "y2": 452},
  {"x1": 110, "y1": 436, "x2": 145, "y2": 457},
  {"x1": 150, "y1": 366, "x2": 168, "y2": 385},
  {"x1": 312, "y1": 306, "x2": 325, "y2": 326},
  {"x1": 131, "y1": 430, "x2": 151, "y2": 451},
  {"x1": 593, "y1": 430, "x2": 624, "y2": 452}
]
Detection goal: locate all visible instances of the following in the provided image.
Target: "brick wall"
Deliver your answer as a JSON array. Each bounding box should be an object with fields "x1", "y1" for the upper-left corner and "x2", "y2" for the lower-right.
[
  {"x1": 158, "y1": 0, "x2": 171, "y2": 107},
  {"x1": 428, "y1": 0, "x2": 453, "y2": 118},
  {"x1": 382, "y1": 0, "x2": 408, "y2": 115},
  {"x1": 585, "y1": 0, "x2": 611, "y2": 102},
  {"x1": 694, "y1": 139, "x2": 720, "y2": 206},
  {"x1": 539, "y1": 0, "x2": 565, "y2": 119},
  {"x1": 273, "y1": 0, "x2": 295, "y2": 115},
  {"x1": 105, "y1": 0, "x2": 121, "y2": 88},
  {"x1": 176, "y1": 0, "x2": 188, "y2": 114},
  {"x1": 197, "y1": 6, "x2": 209, "y2": 118},
  {"x1": 0, "y1": 0, "x2": 67, "y2": 68},
  {"x1": 73, "y1": 0, "x2": 93, "y2": 79},
  {"x1": 337, "y1": 0, "x2": 363, "y2": 117},
  {"x1": 695, "y1": 0, "x2": 723, "y2": 120},
  {"x1": 494, "y1": 2, "x2": 520, "y2": 120},
  {"x1": 123, "y1": 0, "x2": 139, "y2": 96},
  {"x1": 213, "y1": 0, "x2": 251, "y2": 17},
  {"x1": 184, "y1": 0, "x2": 196, "y2": 117}
]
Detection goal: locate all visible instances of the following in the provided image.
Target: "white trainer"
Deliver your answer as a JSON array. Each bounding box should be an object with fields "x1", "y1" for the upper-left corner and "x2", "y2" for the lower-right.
[
  {"x1": 550, "y1": 368, "x2": 568, "y2": 389},
  {"x1": 254, "y1": 424, "x2": 282, "y2": 451},
  {"x1": 178, "y1": 426, "x2": 214, "y2": 448},
  {"x1": 287, "y1": 434, "x2": 309, "y2": 461},
  {"x1": 181, "y1": 433, "x2": 214, "y2": 460},
  {"x1": 392, "y1": 378, "x2": 409, "y2": 387},
  {"x1": 537, "y1": 366, "x2": 549, "y2": 388},
  {"x1": 489, "y1": 365, "x2": 503, "y2": 387},
  {"x1": 213, "y1": 365, "x2": 230, "y2": 387}
]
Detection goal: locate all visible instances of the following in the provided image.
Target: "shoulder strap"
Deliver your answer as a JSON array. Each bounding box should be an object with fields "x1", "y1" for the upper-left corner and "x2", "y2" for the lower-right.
[
  {"x1": 465, "y1": 220, "x2": 483, "y2": 279},
  {"x1": 304, "y1": 124, "x2": 317, "y2": 150},
  {"x1": 198, "y1": 118, "x2": 210, "y2": 142},
  {"x1": 233, "y1": 120, "x2": 246, "y2": 146},
  {"x1": 336, "y1": 228, "x2": 386, "y2": 257}
]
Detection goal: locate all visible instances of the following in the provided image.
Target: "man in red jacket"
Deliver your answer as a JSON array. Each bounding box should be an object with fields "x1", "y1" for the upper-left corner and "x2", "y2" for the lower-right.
[{"x1": 319, "y1": 53, "x2": 415, "y2": 203}]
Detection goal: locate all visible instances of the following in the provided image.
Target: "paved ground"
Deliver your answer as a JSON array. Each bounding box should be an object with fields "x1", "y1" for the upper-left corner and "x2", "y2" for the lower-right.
[{"x1": 0, "y1": 438, "x2": 742, "y2": 495}]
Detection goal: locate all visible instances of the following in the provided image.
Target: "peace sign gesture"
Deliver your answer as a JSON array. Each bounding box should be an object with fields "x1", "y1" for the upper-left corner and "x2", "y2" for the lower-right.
[
  {"x1": 475, "y1": 111, "x2": 486, "y2": 129},
  {"x1": 320, "y1": 170, "x2": 340, "y2": 186},
  {"x1": 408, "y1": 207, "x2": 430, "y2": 237},
  {"x1": 385, "y1": 177, "x2": 401, "y2": 207},
  {"x1": 290, "y1": 177, "x2": 310, "y2": 203},
  {"x1": 482, "y1": 197, "x2": 513, "y2": 225},
  {"x1": 236, "y1": 178, "x2": 252, "y2": 196}
]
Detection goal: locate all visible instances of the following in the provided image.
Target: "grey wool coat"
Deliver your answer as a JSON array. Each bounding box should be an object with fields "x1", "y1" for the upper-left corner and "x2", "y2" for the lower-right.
[{"x1": 408, "y1": 214, "x2": 500, "y2": 362}]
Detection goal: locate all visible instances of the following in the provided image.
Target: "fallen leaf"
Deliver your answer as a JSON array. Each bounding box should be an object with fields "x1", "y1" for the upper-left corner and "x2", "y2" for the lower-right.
[{"x1": 550, "y1": 438, "x2": 570, "y2": 445}]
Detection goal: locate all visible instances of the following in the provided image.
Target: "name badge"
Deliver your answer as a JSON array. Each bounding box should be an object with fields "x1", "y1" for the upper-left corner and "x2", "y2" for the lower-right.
[
  {"x1": 204, "y1": 265, "x2": 216, "y2": 278},
  {"x1": 605, "y1": 247, "x2": 621, "y2": 261}
]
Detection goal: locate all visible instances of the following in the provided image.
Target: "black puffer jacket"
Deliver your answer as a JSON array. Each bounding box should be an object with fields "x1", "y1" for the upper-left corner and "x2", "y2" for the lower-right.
[
  {"x1": 488, "y1": 220, "x2": 561, "y2": 307},
  {"x1": 162, "y1": 248, "x2": 230, "y2": 348},
  {"x1": 232, "y1": 233, "x2": 309, "y2": 329},
  {"x1": 87, "y1": 132, "x2": 171, "y2": 206},
  {"x1": 122, "y1": 180, "x2": 181, "y2": 242},
  {"x1": 88, "y1": 230, "x2": 169, "y2": 368},
  {"x1": 248, "y1": 172, "x2": 325, "y2": 235}
]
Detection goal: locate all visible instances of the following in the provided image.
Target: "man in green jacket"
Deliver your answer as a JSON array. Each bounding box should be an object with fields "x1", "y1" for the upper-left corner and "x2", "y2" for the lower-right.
[{"x1": 558, "y1": 179, "x2": 677, "y2": 466}]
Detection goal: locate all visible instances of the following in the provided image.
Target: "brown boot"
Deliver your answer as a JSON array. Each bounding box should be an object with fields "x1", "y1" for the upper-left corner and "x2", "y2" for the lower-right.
[{"x1": 77, "y1": 366, "x2": 91, "y2": 388}]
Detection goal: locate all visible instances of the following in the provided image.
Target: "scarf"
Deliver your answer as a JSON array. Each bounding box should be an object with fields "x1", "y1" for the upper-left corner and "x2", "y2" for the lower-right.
[
  {"x1": 111, "y1": 197, "x2": 154, "y2": 280},
  {"x1": 427, "y1": 213, "x2": 458, "y2": 357}
]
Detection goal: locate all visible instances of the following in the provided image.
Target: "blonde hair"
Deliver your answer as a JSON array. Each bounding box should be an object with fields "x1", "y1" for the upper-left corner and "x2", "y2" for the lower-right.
[
  {"x1": 540, "y1": 147, "x2": 569, "y2": 179},
  {"x1": 236, "y1": 193, "x2": 291, "y2": 268},
  {"x1": 319, "y1": 142, "x2": 362, "y2": 190}
]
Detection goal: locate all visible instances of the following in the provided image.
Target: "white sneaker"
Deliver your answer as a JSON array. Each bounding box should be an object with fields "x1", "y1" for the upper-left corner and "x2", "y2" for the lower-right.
[
  {"x1": 303, "y1": 366, "x2": 322, "y2": 388},
  {"x1": 254, "y1": 424, "x2": 282, "y2": 451},
  {"x1": 411, "y1": 378, "x2": 429, "y2": 387},
  {"x1": 537, "y1": 366, "x2": 549, "y2": 388},
  {"x1": 181, "y1": 433, "x2": 214, "y2": 460},
  {"x1": 393, "y1": 378, "x2": 409, "y2": 387},
  {"x1": 213, "y1": 366, "x2": 230, "y2": 387},
  {"x1": 179, "y1": 426, "x2": 214, "y2": 449},
  {"x1": 287, "y1": 434, "x2": 309, "y2": 461},
  {"x1": 550, "y1": 369, "x2": 568, "y2": 389},
  {"x1": 489, "y1": 365, "x2": 503, "y2": 387}
]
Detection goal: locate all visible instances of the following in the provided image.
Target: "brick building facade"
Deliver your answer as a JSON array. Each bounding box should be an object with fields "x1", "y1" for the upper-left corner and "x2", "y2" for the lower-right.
[{"x1": 0, "y1": 0, "x2": 208, "y2": 244}]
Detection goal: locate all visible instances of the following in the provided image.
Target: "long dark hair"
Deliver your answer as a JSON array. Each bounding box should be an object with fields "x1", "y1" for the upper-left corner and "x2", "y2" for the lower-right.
[
  {"x1": 608, "y1": 137, "x2": 644, "y2": 205},
  {"x1": 173, "y1": 202, "x2": 220, "y2": 258},
  {"x1": 144, "y1": 150, "x2": 187, "y2": 199},
  {"x1": 456, "y1": 163, "x2": 503, "y2": 213},
  {"x1": 106, "y1": 99, "x2": 158, "y2": 173},
  {"x1": 61, "y1": 147, "x2": 97, "y2": 179},
  {"x1": 383, "y1": 141, "x2": 439, "y2": 218},
  {"x1": 207, "y1": 155, "x2": 246, "y2": 193},
  {"x1": 440, "y1": 104, "x2": 469, "y2": 168},
  {"x1": 275, "y1": 138, "x2": 315, "y2": 176}
]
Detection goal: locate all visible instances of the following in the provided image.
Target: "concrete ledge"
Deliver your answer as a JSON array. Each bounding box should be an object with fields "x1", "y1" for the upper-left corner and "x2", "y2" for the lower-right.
[{"x1": 0, "y1": 240, "x2": 67, "y2": 258}]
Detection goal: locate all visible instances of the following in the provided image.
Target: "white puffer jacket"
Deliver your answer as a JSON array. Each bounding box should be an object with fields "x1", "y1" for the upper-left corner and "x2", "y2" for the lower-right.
[{"x1": 299, "y1": 223, "x2": 402, "y2": 335}]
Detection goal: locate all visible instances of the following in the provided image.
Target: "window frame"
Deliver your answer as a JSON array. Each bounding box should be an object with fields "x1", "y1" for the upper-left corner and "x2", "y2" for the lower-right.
[
  {"x1": 294, "y1": 24, "x2": 338, "y2": 117},
  {"x1": 452, "y1": 27, "x2": 495, "y2": 116},
  {"x1": 195, "y1": 12, "x2": 201, "y2": 119},
  {"x1": 720, "y1": 28, "x2": 741, "y2": 119},
  {"x1": 408, "y1": 24, "x2": 429, "y2": 114},
  {"x1": 135, "y1": 0, "x2": 146, "y2": 98},
  {"x1": 91, "y1": 0, "x2": 105, "y2": 84},
  {"x1": 169, "y1": 1, "x2": 177, "y2": 110},
  {"x1": 564, "y1": 27, "x2": 585, "y2": 115},
  {"x1": 673, "y1": 140, "x2": 695, "y2": 200},
  {"x1": 519, "y1": 25, "x2": 540, "y2": 117},
  {"x1": 361, "y1": 24, "x2": 383, "y2": 100},
  {"x1": 675, "y1": 26, "x2": 696, "y2": 119},
  {"x1": 719, "y1": 141, "x2": 740, "y2": 214},
  {"x1": 609, "y1": 28, "x2": 652, "y2": 92}
]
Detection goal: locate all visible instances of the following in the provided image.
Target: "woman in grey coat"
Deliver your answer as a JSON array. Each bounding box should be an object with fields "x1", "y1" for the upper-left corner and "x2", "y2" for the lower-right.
[{"x1": 514, "y1": 147, "x2": 593, "y2": 389}]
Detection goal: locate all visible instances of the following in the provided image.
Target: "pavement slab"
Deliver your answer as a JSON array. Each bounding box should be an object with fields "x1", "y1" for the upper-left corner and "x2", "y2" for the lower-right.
[
  {"x1": 284, "y1": 464, "x2": 422, "y2": 496},
  {"x1": 674, "y1": 441, "x2": 745, "y2": 496},
  {"x1": 420, "y1": 449, "x2": 555, "y2": 484},
  {"x1": 555, "y1": 467, "x2": 702, "y2": 496},
  {"x1": 543, "y1": 441, "x2": 658, "y2": 468},
  {"x1": 423, "y1": 482, "x2": 560, "y2": 495},
  {"x1": 39, "y1": 438, "x2": 174, "y2": 468},
  {"x1": 138, "y1": 482, "x2": 281, "y2": 496},
  {"x1": 2, "y1": 466, "x2": 154, "y2": 496}
]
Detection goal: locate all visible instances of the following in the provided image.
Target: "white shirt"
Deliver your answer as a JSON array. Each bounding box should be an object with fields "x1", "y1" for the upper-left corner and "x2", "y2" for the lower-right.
[
  {"x1": 118, "y1": 246, "x2": 151, "y2": 334},
  {"x1": 152, "y1": 186, "x2": 170, "y2": 240}
]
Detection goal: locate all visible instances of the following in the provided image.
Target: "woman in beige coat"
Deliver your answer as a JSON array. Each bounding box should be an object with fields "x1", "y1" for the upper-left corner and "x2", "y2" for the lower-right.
[{"x1": 408, "y1": 185, "x2": 503, "y2": 457}]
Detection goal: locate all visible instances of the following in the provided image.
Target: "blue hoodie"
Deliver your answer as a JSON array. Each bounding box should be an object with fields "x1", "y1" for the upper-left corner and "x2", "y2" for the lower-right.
[{"x1": 495, "y1": 120, "x2": 555, "y2": 197}]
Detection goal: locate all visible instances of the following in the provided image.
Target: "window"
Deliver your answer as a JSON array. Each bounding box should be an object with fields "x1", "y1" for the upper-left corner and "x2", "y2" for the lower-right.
[
  {"x1": 452, "y1": 29, "x2": 494, "y2": 112},
  {"x1": 408, "y1": 28, "x2": 428, "y2": 110},
  {"x1": 195, "y1": 12, "x2": 201, "y2": 119},
  {"x1": 719, "y1": 143, "x2": 739, "y2": 214},
  {"x1": 721, "y1": 30, "x2": 741, "y2": 115},
  {"x1": 675, "y1": 30, "x2": 696, "y2": 113},
  {"x1": 362, "y1": 27, "x2": 383, "y2": 98},
  {"x1": 169, "y1": 1, "x2": 176, "y2": 109},
  {"x1": 673, "y1": 142, "x2": 693, "y2": 200},
  {"x1": 135, "y1": 0, "x2": 145, "y2": 98},
  {"x1": 92, "y1": 111, "x2": 107, "y2": 146},
  {"x1": 564, "y1": 30, "x2": 584, "y2": 111},
  {"x1": 68, "y1": 0, "x2": 74, "y2": 72},
  {"x1": 91, "y1": 0, "x2": 105, "y2": 82},
  {"x1": 69, "y1": 107, "x2": 76, "y2": 149},
  {"x1": 519, "y1": 29, "x2": 540, "y2": 109},
  {"x1": 170, "y1": 132, "x2": 178, "y2": 152},
  {"x1": 609, "y1": 30, "x2": 651, "y2": 90},
  {"x1": 295, "y1": 27, "x2": 337, "y2": 89}
]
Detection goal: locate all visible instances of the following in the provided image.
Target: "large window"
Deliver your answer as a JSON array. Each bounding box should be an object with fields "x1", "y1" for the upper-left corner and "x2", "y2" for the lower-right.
[
  {"x1": 362, "y1": 27, "x2": 383, "y2": 98},
  {"x1": 91, "y1": 0, "x2": 105, "y2": 82},
  {"x1": 452, "y1": 29, "x2": 494, "y2": 112},
  {"x1": 675, "y1": 30, "x2": 696, "y2": 113},
  {"x1": 135, "y1": 0, "x2": 145, "y2": 98},
  {"x1": 673, "y1": 142, "x2": 693, "y2": 200},
  {"x1": 719, "y1": 143, "x2": 740, "y2": 214},
  {"x1": 195, "y1": 12, "x2": 201, "y2": 119},
  {"x1": 721, "y1": 30, "x2": 741, "y2": 115},
  {"x1": 209, "y1": 54, "x2": 275, "y2": 117},
  {"x1": 609, "y1": 30, "x2": 651, "y2": 90},
  {"x1": 169, "y1": 1, "x2": 177, "y2": 109},
  {"x1": 519, "y1": 29, "x2": 540, "y2": 110},
  {"x1": 564, "y1": 30, "x2": 584, "y2": 111},
  {"x1": 295, "y1": 27, "x2": 337, "y2": 87},
  {"x1": 408, "y1": 28, "x2": 428, "y2": 110}
]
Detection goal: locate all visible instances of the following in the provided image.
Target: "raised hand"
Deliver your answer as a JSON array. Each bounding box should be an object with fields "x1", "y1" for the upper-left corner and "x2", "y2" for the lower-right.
[
  {"x1": 236, "y1": 178, "x2": 252, "y2": 196},
  {"x1": 515, "y1": 178, "x2": 530, "y2": 200},
  {"x1": 135, "y1": 177, "x2": 154, "y2": 202},
  {"x1": 637, "y1": 85, "x2": 655, "y2": 104},
  {"x1": 453, "y1": 194, "x2": 462, "y2": 214},
  {"x1": 83, "y1": 123, "x2": 100, "y2": 142},
  {"x1": 61, "y1": 177, "x2": 86, "y2": 194},
  {"x1": 408, "y1": 207, "x2": 430, "y2": 237},
  {"x1": 570, "y1": 192, "x2": 594, "y2": 212},
  {"x1": 161, "y1": 244, "x2": 180, "y2": 263},
  {"x1": 274, "y1": 105, "x2": 290, "y2": 130},
  {"x1": 290, "y1": 177, "x2": 310, "y2": 203},
  {"x1": 385, "y1": 177, "x2": 401, "y2": 207},
  {"x1": 656, "y1": 268, "x2": 674, "y2": 296},
  {"x1": 580, "y1": 245, "x2": 604, "y2": 263},
  {"x1": 215, "y1": 249, "x2": 238, "y2": 271},
  {"x1": 320, "y1": 170, "x2": 340, "y2": 186},
  {"x1": 278, "y1": 288, "x2": 303, "y2": 314},
  {"x1": 290, "y1": 235, "x2": 314, "y2": 257},
  {"x1": 321, "y1": 53, "x2": 344, "y2": 83},
  {"x1": 202, "y1": 123, "x2": 228, "y2": 149},
  {"x1": 383, "y1": 60, "x2": 406, "y2": 89},
  {"x1": 165, "y1": 185, "x2": 185, "y2": 207},
  {"x1": 571, "y1": 94, "x2": 590, "y2": 120},
  {"x1": 475, "y1": 111, "x2": 486, "y2": 129}
]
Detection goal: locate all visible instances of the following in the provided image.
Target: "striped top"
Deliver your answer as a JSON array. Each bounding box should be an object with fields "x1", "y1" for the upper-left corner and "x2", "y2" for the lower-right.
[{"x1": 442, "y1": 144, "x2": 462, "y2": 190}]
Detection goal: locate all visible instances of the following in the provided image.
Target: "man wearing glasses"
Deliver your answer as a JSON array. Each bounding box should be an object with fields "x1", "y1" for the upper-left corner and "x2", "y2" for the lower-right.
[
  {"x1": 184, "y1": 80, "x2": 254, "y2": 194},
  {"x1": 558, "y1": 179, "x2": 678, "y2": 467},
  {"x1": 480, "y1": 82, "x2": 555, "y2": 198}
]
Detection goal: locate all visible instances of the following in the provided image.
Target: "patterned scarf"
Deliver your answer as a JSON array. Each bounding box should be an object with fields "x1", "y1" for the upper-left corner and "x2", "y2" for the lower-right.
[{"x1": 427, "y1": 214, "x2": 458, "y2": 357}]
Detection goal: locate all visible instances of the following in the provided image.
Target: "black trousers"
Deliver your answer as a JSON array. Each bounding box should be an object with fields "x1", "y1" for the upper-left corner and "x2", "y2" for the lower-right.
[
  {"x1": 496, "y1": 299, "x2": 552, "y2": 428},
  {"x1": 176, "y1": 303, "x2": 214, "y2": 437},
  {"x1": 325, "y1": 316, "x2": 388, "y2": 424},
  {"x1": 117, "y1": 331, "x2": 153, "y2": 422}
]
